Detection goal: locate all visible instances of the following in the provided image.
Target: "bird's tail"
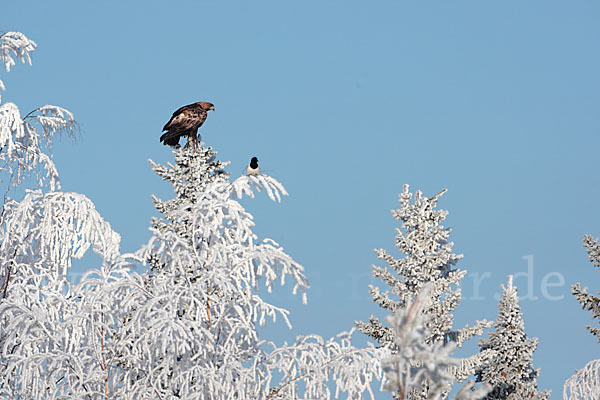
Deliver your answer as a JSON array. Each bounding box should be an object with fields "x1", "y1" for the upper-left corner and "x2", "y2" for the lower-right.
[{"x1": 160, "y1": 130, "x2": 184, "y2": 147}]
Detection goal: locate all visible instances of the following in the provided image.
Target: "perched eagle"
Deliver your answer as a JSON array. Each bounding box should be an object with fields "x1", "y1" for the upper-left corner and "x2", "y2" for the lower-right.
[{"x1": 160, "y1": 101, "x2": 214, "y2": 149}]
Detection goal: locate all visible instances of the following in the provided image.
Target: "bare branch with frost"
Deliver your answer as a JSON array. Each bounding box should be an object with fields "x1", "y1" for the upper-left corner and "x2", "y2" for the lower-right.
[
  {"x1": 0, "y1": 32, "x2": 37, "y2": 101},
  {"x1": 563, "y1": 359, "x2": 600, "y2": 400}
]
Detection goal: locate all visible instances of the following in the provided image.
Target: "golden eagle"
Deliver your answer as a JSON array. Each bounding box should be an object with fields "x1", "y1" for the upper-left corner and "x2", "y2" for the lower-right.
[{"x1": 160, "y1": 101, "x2": 214, "y2": 149}]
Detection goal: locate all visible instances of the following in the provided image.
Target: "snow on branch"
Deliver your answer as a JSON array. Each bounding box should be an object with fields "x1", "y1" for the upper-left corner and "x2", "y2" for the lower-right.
[
  {"x1": 144, "y1": 173, "x2": 308, "y2": 304},
  {"x1": 563, "y1": 359, "x2": 600, "y2": 400},
  {"x1": 382, "y1": 284, "x2": 490, "y2": 400},
  {"x1": 357, "y1": 184, "x2": 492, "y2": 391},
  {"x1": 572, "y1": 235, "x2": 600, "y2": 342},
  {"x1": 0, "y1": 32, "x2": 36, "y2": 73},
  {"x1": 0, "y1": 190, "x2": 121, "y2": 279},
  {"x1": 261, "y1": 329, "x2": 382, "y2": 400},
  {"x1": 138, "y1": 181, "x2": 308, "y2": 332},
  {"x1": 0, "y1": 190, "x2": 127, "y2": 398},
  {"x1": 0, "y1": 30, "x2": 77, "y2": 192},
  {"x1": 0, "y1": 252, "x2": 132, "y2": 399},
  {"x1": 0, "y1": 32, "x2": 37, "y2": 102},
  {"x1": 127, "y1": 147, "x2": 386, "y2": 399},
  {"x1": 0, "y1": 102, "x2": 77, "y2": 192},
  {"x1": 23, "y1": 105, "x2": 77, "y2": 144},
  {"x1": 584, "y1": 234, "x2": 600, "y2": 269},
  {"x1": 230, "y1": 174, "x2": 288, "y2": 203}
]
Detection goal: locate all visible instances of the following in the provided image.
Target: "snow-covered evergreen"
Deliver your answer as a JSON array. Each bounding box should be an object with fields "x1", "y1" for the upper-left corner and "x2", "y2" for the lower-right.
[
  {"x1": 356, "y1": 184, "x2": 491, "y2": 398},
  {"x1": 382, "y1": 283, "x2": 491, "y2": 400},
  {"x1": 476, "y1": 276, "x2": 550, "y2": 400},
  {"x1": 108, "y1": 144, "x2": 383, "y2": 399}
]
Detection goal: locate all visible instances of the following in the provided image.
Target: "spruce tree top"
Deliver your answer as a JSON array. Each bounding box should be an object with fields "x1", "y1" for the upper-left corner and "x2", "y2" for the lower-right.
[
  {"x1": 356, "y1": 184, "x2": 491, "y2": 393},
  {"x1": 476, "y1": 276, "x2": 550, "y2": 400}
]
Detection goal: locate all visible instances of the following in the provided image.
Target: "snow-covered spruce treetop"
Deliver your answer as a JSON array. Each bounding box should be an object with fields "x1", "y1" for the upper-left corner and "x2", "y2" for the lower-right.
[
  {"x1": 110, "y1": 145, "x2": 382, "y2": 399},
  {"x1": 0, "y1": 31, "x2": 77, "y2": 194},
  {"x1": 148, "y1": 145, "x2": 231, "y2": 245},
  {"x1": 383, "y1": 283, "x2": 491, "y2": 400},
  {"x1": 356, "y1": 184, "x2": 491, "y2": 397},
  {"x1": 476, "y1": 276, "x2": 550, "y2": 400},
  {"x1": 563, "y1": 234, "x2": 600, "y2": 400}
]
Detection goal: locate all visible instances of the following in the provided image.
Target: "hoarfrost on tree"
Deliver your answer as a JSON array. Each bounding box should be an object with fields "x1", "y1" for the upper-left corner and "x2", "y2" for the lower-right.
[
  {"x1": 0, "y1": 28, "x2": 493, "y2": 400},
  {"x1": 571, "y1": 234, "x2": 600, "y2": 341},
  {"x1": 0, "y1": 124, "x2": 382, "y2": 398},
  {"x1": 0, "y1": 30, "x2": 119, "y2": 399},
  {"x1": 0, "y1": 190, "x2": 128, "y2": 398},
  {"x1": 0, "y1": 31, "x2": 37, "y2": 102},
  {"x1": 109, "y1": 145, "x2": 383, "y2": 399},
  {"x1": 0, "y1": 32, "x2": 77, "y2": 195},
  {"x1": 382, "y1": 283, "x2": 491, "y2": 400},
  {"x1": 475, "y1": 276, "x2": 550, "y2": 400},
  {"x1": 563, "y1": 359, "x2": 600, "y2": 400},
  {"x1": 356, "y1": 184, "x2": 491, "y2": 399}
]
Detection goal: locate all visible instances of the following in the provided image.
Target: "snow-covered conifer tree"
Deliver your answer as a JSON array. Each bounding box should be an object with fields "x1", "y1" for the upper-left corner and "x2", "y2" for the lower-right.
[
  {"x1": 563, "y1": 234, "x2": 600, "y2": 399},
  {"x1": 110, "y1": 144, "x2": 383, "y2": 399},
  {"x1": 382, "y1": 283, "x2": 491, "y2": 400},
  {"x1": 356, "y1": 184, "x2": 491, "y2": 399},
  {"x1": 475, "y1": 276, "x2": 550, "y2": 400}
]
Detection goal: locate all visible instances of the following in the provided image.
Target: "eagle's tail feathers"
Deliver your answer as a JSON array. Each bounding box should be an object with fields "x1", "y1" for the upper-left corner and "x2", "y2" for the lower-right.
[{"x1": 160, "y1": 130, "x2": 183, "y2": 146}]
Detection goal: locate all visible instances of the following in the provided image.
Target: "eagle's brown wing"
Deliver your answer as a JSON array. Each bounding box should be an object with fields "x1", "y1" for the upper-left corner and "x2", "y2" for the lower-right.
[{"x1": 160, "y1": 103, "x2": 208, "y2": 146}]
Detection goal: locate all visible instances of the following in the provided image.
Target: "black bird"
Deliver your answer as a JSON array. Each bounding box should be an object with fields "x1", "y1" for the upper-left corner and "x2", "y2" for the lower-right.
[
  {"x1": 246, "y1": 157, "x2": 260, "y2": 176},
  {"x1": 160, "y1": 101, "x2": 214, "y2": 150}
]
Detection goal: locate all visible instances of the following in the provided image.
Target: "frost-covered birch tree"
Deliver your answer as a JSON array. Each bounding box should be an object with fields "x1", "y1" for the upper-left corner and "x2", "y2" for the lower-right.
[
  {"x1": 0, "y1": 31, "x2": 125, "y2": 399},
  {"x1": 355, "y1": 185, "x2": 491, "y2": 399},
  {"x1": 563, "y1": 234, "x2": 600, "y2": 400},
  {"x1": 0, "y1": 31, "x2": 76, "y2": 196},
  {"x1": 475, "y1": 276, "x2": 550, "y2": 400}
]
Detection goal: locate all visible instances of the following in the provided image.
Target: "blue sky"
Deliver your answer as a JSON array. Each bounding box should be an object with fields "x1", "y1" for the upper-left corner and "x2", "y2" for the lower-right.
[{"x1": 3, "y1": 1, "x2": 600, "y2": 397}]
